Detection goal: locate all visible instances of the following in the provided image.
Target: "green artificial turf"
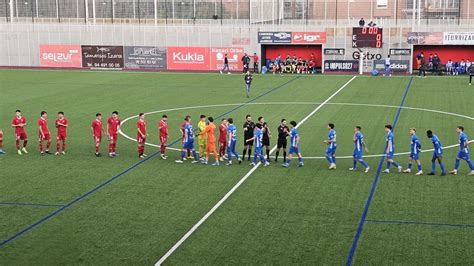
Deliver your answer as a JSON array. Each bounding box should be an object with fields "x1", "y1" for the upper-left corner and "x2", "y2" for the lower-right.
[{"x1": 0, "y1": 70, "x2": 473, "y2": 265}]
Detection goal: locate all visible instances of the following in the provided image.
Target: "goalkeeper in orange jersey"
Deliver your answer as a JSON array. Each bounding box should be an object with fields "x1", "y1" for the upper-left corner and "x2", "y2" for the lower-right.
[{"x1": 200, "y1": 117, "x2": 220, "y2": 166}]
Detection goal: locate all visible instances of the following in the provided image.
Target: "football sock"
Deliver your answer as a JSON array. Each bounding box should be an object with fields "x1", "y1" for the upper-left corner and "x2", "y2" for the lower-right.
[
  {"x1": 455, "y1": 159, "x2": 460, "y2": 170},
  {"x1": 361, "y1": 160, "x2": 369, "y2": 168}
]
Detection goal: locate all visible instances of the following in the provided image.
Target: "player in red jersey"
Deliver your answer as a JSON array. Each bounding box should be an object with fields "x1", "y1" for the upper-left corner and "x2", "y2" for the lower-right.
[
  {"x1": 55, "y1": 111, "x2": 68, "y2": 155},
  {"x1": 219, "y1": 118, "x2": 228, "y2": 161},
  {"x1": 107, "y1": 111, "x2": 121, "y2": 158},
  {"x1": 159, "y1": 114, "x2": 169, "y2": 159},
  {"x1": 11, "y1": 110, "x2": 28, "y2": 155},
  {"x1": 0, "y1": 129, "x2": 5, "y2": 155},
  {"x1": 91, "y1": 113, "x2": 105, "y2": 157},
  {"x1": 137, "y1": 113, "x2": 148, "y2": 158},
  {"x1": 38, "y1": 111, "x2": 52, "y2": 155}
]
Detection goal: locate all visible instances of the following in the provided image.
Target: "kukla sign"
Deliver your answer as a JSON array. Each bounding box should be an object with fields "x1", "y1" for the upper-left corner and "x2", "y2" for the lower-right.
[
  {"x1": 167, "y1": 47, "x2": 210, "y2": 70},
  {"x1": 39, "y1": 45, "x2": 82, "y2": 68}
]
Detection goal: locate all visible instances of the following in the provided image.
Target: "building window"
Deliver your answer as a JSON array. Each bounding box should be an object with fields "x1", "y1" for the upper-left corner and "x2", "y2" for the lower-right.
[{"x1": 376, "y1": 0, "x2": 388, "y2": 9}]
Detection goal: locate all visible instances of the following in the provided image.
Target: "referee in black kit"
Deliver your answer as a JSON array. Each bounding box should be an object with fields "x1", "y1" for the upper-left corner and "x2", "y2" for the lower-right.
[
  {"x1": 243, "y1": 115, "x2": 255, "y2": 161},
  {"x1": 258, "y1": 116, "x2": 272, "y2": 160},
  {"x1": 275, "y1": 119, "x2": 290, "y2": 162}
]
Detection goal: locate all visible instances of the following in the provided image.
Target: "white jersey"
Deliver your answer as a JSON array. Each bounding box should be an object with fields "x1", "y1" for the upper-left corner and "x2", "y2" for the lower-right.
[{"x1": 385, "y1": 57, "x2": 391, "y2": 65}]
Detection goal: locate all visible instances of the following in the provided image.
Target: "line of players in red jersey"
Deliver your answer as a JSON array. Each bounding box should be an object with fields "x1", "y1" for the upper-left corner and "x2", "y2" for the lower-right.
[
  {"x1": 2, "y1": 110, "x2": 170, "y2": 159},
  {"x1": 7, "y1": 110, "x2": 68, "y2": 156}
]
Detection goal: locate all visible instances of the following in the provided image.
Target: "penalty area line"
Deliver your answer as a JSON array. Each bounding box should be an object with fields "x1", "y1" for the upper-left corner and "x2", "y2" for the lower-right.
[{"x1": 154, "y1": 75, "x2": 357, "y2": 265}]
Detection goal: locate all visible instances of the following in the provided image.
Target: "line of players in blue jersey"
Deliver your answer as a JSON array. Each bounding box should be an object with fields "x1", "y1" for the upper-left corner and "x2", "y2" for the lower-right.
[
  {"x1": 175, "y1": 115, "x2": 474, "y2": 175},
  {"x1": 325, "y1": 123, "x2": 474, "y2": 176}
]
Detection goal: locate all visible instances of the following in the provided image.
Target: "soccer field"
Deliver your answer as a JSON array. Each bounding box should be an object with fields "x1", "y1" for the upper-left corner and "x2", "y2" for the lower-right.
[{"x1": 1, "y1": 69, "x2": 474, "y2": 265}]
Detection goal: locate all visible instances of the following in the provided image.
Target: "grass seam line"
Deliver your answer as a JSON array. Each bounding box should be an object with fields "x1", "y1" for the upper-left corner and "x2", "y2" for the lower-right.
[
  {"x1": 0, "y1": 202, "x2": 65, "y2": 208},
  {"x1": 365, "y1": 219, "x2": 474, "y2": 228},
  {"x1": 345, "y1": 77, "x2": 414, "y2": 266},
  {"x1": 0, "y1": 76, "x2": 301, "y2": 249},
  {"x1": 155, "y1": 75, "x2": 358, "y2": 265}
]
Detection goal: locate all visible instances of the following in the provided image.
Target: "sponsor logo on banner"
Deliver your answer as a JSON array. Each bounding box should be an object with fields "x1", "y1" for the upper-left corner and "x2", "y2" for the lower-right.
[
  {"x1": 210, "y1": 47, "x2": 244, "y2": 71},
  {"x1": 124, "y1": 46, "x2": 167, "y2": 69},
  {"x1": 373, "y1": 60, "x2": 410, "y2": 72},
  {"x1": 352, "y1": 51, "x2": 382, "y2": 60},
  {"x1": 443, "y1": 32, "x2": 474, "y2": 45},
  {"x1": 167, "y1": 47, "x2": 210, "y2": 70},
  {"x1": 324, "y1": 60, "x2": 359, "y2": 72},
  {"x1": 292, "y1": 32, "x2": 327, "y2": 44},
  {"x1": 81, "y1": 46, "x2": 124, "y2": 69},
  {"x1": 39, "y1": 45, "x2": 82, "y2": 68},
  {"x1": 407, "y1": 32, "x2": 443, "y2": 45},
  {"x1": 324, "y1": 48, "x2": 345, "y2": 55},
  {"x1": 258, "y1": 32, "x2": 292, "y2": 43},
  {"x1": 389, "y1": 49, "x2": 411, "y2": 56}
]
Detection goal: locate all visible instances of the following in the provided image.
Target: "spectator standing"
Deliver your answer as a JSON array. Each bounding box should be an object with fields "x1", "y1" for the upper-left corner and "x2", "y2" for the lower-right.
[
  {"x1": 253, "y1": 53, "x2": 259, "y2": 73},
  {"x1": 418, "y1": 52, "x2": 426, "y2": 77},
  {"x1": 359, "y1": 18, "x2": 365, "y2": 27},
  {"x1": 220, "y1": 53, "x2": 231, "y2": 74},
  {"x1": 383, "y1": 55, "x2": 392, "y2": 77},
  {"x1": 432, "y1": 53, "x2": 440, "y2": 75},
  {"x1": 242, "y1": 53, "x2": 250, "y2": 73}
]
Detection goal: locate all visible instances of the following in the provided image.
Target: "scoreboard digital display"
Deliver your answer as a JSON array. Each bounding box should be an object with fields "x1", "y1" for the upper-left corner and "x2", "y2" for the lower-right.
[{"x1": 352, "y1": 27, "x2": 383, "y2": 48}]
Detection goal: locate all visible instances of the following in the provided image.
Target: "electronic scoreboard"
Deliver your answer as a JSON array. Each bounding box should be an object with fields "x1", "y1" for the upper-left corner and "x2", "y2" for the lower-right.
[{"x1": 352, "y1": 27, "x2": 383, "y2": 48}]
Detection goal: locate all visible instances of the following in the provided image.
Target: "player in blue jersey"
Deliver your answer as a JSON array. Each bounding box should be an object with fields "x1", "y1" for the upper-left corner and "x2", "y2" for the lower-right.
[
  {"x1": 349, "y1": 126, "x2": 370, "y2": 173},
  {"x1": 383, "y1": 124, "x2": 403, "y2": 173},
  {"x1": 175, "y1": 116, "x2": 199, "y2": 164},
  {"x1": 324, "y1": 123, "x2": 337, "y2": 169},
  {"x1": 449, "y1": 126, "x2": 474, "y2": 175},
  {"x1": 226, "y1": 118, "x2": 242, "y2": 165},
  {"x1": 426, "y1": 130, "x2": 446, "y2": 176},
  {"x1": 246, "y1": 123, "x2": 270, "y2": 167},
  {"x1": 283, "y1": 121, "x2": 303, "y2": 168},
  {"x1": 403, "y1": 128, "x2": 423, "y2": 175}
]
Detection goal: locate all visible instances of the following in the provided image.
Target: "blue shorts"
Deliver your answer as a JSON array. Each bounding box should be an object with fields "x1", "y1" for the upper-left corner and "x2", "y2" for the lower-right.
[
  {"x1": 386, "y1": 152, "x2": 394, "y2": 159},
  {"x1": 289, "y1": 146, "x2": 300, "y2": 154},
  {"x1": 353, "y1": 150, "x2": 363, "y2": 159},
  {"x1": 410, "y1": 152, "x2": 420, "y2": 160},
  {"x1": 254, "y1": 147, "x2": 262, "y2": 154},
  {"x1": 432, "y1": 152, "x2": 442, "y2": 159},
  {"x1": 228, "y1": 140, "x2": 236, "y2": 151},
  {"x1": 183, "y1": 140, "x2": 194, "y2": 150},
  {"x1": 326, "y1": 147, "x2": 336, "y2": 156},
  {"x1": 457, "y1": 150, "x2": 470, "y2": 160}
]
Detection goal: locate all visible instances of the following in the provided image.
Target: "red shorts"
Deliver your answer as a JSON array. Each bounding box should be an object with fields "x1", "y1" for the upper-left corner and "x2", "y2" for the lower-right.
[
  {"x1": 16, "y1": 132, "x2": 28, "y2": 140},
  {"x1": 94, "y1": 135, "x2": 102, "y2": 144},
  {"x1": 39, "y1": 133, "x2": 51, "y2": 141},
  {"x1": 137, "y1": 135, "x2": 146, "y2": 145},
  {"x1": 160, "y1": 135, "x2": 168, "y2": 144},
  {"x1": 57, "y1": 133, "x2": 67, "y2": 141},
  {"x1": 219, "y1": 139, "x2": 226, "y2": 146},
  {"x1": 109, "y1": 133, "x2": 118, "y2": 142}
]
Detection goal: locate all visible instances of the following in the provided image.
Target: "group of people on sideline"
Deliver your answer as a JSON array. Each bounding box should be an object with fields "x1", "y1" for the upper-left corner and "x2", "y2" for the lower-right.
[{"x1": 416, "y1": 52, "x2": 473, "y2": 77}]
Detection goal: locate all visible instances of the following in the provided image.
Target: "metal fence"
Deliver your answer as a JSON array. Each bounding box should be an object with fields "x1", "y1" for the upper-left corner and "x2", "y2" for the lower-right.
[{"x1": 1, "y1": 0, "x2": 473, "y2": 26}]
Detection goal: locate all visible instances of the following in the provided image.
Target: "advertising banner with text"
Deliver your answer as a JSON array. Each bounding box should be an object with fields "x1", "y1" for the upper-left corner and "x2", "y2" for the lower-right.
[
  {"x1": 210, "y1": 47, "x2": 244, "y2": 71},
  {"x1": 167, "y1": 47, "x2": 211, "y2": 70},
  {"x1": 81, "y1": 45, "x2": 124, "y2": 69},
  {"x1": 124, "y1": 46, "x2": 167, "y2": 69},
  {"x1": 39, "y1": 45, "x2": 82, "y2": 68}
]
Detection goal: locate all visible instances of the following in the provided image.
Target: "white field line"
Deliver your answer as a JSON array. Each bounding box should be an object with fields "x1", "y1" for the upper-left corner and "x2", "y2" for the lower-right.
[
  {"x1": 154, "y1": 75, "x2": 358, "y2": 265},
  {"x1": 119, "y1": 101, "x2": 474, "y2": 159}
]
